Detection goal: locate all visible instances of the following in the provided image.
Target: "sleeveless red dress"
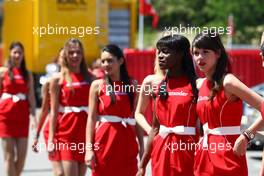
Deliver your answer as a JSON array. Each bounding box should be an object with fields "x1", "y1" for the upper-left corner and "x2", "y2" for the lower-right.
[
  {"x1": 0, "y1": 68, "x2": 30, "y2": 138},
  {"x1": 92, "y1": 81, "x2": 138, "y2": 176},
  {"x1": 194, "y1": 79, "x2": 247, "y2": 176},
  {"x1": 151, "y1": 76, "x2": 198, "y2": 176},
  {"x1": 45, "y1": 73, "x2": 90, "y2": 162}
]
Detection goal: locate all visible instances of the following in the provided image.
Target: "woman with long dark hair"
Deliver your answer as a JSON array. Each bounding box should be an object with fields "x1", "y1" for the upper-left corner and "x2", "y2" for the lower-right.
[
  {"x1": 48, "y1": 38, "x2": 93, "y2": 176},
  {"x1": 0, "y1": 41, "x2": 36, "y2": 176},
  {"x1": 192, "y1": 31, "x2": 264, "y2": 176},
  {"x1": 136, "y1": 34, "x2": 198, "y2": 176},
  {"x1": 85, "y1": 44, "x2": 144, "y2": 176}
]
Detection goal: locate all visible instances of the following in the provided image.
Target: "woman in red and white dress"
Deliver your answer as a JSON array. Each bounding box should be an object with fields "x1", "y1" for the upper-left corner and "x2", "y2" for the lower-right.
[
  {"x1": 32, "y1": 48, "x2": 65, "y2": 176},
  {"x1": 0, "y1": 41, "x2": 36, "y2": 176},
  {"x1": 192, "y1": 31, "x2": 264, "y2": 176},
  {"x1": 85, "y1": 44, "x2": 144, "y2": 176},
  {"x1": 48, "y1": 38, "x2": 93, "y2": 176},
  {"x1": 136, "y1": 35, "x2": 199, "y2": 176}
]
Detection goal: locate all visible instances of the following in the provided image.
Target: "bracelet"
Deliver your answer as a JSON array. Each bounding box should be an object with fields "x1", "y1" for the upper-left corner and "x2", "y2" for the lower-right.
[
  {"x1": 242, "y1": 132, "x2": 250, "y2": 142},
  {"x1": 242, "y1": 130, "x2": 255, "y2": 142}
]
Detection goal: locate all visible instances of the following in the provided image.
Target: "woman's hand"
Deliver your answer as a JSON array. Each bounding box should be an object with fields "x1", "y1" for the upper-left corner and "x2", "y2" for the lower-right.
[
  {"x1": 32, "y1": 138, "x2": 39, "y2": 153},
  {"x1": 85, "y1": 150, "x2": 97, "y2": 169},
  {"x1": 47, "y1": 140, "x2": 55, "y2": 156},
  {"x1": 233, "y1": 134, "x2": 248, "y2": 156},
  {"x1": 136, "y1": 167, "x2": 146, "y2": 176}
]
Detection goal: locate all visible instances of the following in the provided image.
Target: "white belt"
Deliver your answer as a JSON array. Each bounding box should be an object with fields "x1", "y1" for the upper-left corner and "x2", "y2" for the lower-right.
[
  {"x1": 58, "y1": 105, "x2": 88, "y2": 113},
  {"x1": 1, "y1": 93, "x2": 26, "y2": 102},
  {"x1": 97, "y1": 115, "x2": 136, "y2": 127},
  {"x1": 159, "y1": 125, "x2": 196, "y2": 138},
  {"x1": 202, "y1": 123, "x2": 241, "y2": 147}
]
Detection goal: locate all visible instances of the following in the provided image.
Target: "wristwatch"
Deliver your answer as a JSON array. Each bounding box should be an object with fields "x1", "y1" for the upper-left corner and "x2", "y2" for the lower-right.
[{"x1": 242, "y1": 130, "x2": 255, "y2": 141}]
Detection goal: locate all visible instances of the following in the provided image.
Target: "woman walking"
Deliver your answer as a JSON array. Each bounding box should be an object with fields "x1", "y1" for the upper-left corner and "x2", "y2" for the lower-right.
[
  {"x1": 85, "y1": 44, "x2": 144, "y2": 176},
  {"x1": 0, "y1": 41, "x2": 36, "y2": 176},
  {"x1": 48, "y1": 38, "x2": 93, "y2": 176},
  {"x1": 136, "y1": 35, "x2": 199, "y2": 176}
]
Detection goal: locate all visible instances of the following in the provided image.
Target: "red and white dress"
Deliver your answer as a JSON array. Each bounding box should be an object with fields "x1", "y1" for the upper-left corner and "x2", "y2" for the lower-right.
[
  {"x1": 194, "y1": 78, "x2": 247, "y2": 176},
  {"x1": 92, "y1": 81, "x2": 138, "y2": 176},
  {"x1": 0, "y1": 68, "x2": 30, "y2": 138},
  {"x1": 45, "y1": 73, "x2": 90, "y2": 162},
  {"x1": 151, "y1": 76, "x2": 198, "y2": 176}
]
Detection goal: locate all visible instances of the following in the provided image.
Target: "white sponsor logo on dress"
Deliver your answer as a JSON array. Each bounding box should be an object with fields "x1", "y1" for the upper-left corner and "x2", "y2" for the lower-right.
[
  {"x1": 168, "y1": 91, "x2": 188, "y2": 96},
  {"x1": 198, "y1": 96, "x2": 209, "y2": 101}
]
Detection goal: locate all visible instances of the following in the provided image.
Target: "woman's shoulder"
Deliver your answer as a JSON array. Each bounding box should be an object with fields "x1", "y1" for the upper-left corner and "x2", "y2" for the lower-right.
[
  {"x1": 0, "y1": 67, "x2": 8, "y2": 74},
  {"x1": 89, "y1": 79, "x2": 105, "y2": 95},
  {"x1": 223, "y1": 73, "x2": 239, "y2": 87},
  {"x1": 196, "y1": 77, "x2": 206, "y2": 90},
  {"x1": 0, "y1": 67, "x2": 8, "y2": 79},
  {"x1": 49, "y1": 73, "x2": 63, "y2": 86},
  {"x1": 143, "y1": 74, "x2": 163, "y2": 85},
  {"x1": 91, "y1": 78, "x2": 105, "y2": 89}
]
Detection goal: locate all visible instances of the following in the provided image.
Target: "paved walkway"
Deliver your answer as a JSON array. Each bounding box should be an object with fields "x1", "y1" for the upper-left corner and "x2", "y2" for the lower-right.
[{"x1": 0, "y1": 131, "x2": 262, "y2": 176}]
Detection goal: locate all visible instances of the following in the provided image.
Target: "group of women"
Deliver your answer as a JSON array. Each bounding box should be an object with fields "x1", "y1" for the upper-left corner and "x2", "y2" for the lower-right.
[{"x1": 0, "y1": 31, "x2": 263, "y2": 176}]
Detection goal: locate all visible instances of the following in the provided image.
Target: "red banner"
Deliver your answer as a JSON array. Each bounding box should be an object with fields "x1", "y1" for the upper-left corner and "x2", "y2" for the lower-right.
[{"x1": 139, "y1": 0, "x2": 159, "y2": 28}]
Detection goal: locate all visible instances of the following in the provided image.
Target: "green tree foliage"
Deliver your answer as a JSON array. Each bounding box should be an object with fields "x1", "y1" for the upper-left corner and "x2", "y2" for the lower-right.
[{"x1": 147, "y1": 0, "x2": 264, "y2": 44}]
